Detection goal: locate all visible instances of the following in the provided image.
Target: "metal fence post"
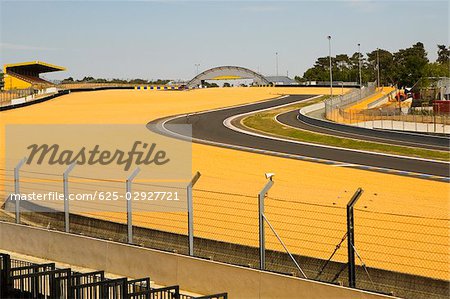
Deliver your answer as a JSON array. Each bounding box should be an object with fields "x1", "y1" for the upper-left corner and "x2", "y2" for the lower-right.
[
  {"x1": 347, "y1": 188, "x2": 364, "y2": 288},
  {"x1": 14, "y1": 158, "x2": 27, "y2": 224},
  {"x1": 258, "y1": 175, "x2": 275, "y2": 270},
  {"x1": 187, "y1": 171, "x2": 201, "y2": 256},
  {"x1": 63, "y1": 163, "x2": 76, "y2": 233},
  {"x1": 126, "y1": 168, "x2": 141, "y2": 244}
]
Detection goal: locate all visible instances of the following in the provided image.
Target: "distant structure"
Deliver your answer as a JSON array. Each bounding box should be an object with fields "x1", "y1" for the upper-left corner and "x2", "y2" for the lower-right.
[
  {"x1": 3, "y1": 61, "x2": 65, "y2": 90},
  {"x1": 187, "y1": 66, "x2": 270, "y2": 88},
  {"x1": 264, "y1": 76, "x2": 298, "y2": 85}
]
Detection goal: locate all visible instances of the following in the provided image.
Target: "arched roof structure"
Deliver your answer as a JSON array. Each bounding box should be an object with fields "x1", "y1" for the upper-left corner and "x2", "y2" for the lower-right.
[{"x1": 187, "y1": 66, "x2": 269, "y2": 87}]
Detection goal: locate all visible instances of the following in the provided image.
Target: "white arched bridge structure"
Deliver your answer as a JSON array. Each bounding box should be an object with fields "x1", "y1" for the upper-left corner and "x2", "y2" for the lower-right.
[{"x1": 187, "y1": 66, "x2": 270, "y2": 88}]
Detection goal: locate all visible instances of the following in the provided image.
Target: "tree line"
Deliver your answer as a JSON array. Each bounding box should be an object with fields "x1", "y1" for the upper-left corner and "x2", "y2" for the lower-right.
[
  {"x1": 296, "y1": 43, "x2": 449, "y2": 88},
  {"x1": 61, "y1": 77, "x2": 170, "y2": 85}
]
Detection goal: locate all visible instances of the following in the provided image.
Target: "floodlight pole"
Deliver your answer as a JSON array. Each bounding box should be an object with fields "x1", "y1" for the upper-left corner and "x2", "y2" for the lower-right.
[
  {"x1": 358, "y1": 43, "x2": 363, "y2": 92},
  {"x1": 14, "y1": 157, "x2": 27, "y2": 224},
  {"x1": 187, "y1": 171, "x2": 201, "y2": 256},
  {"x1": 63, "y1": 163, "x2": 76, "y2": 233},
  {"x1": 126, "y1": 167, "x2": 141, "y2": 244},
  {"x1": 377, "y1": 48, "x2": 381, "y2": 88},
  {"x1": 195, "y1": 64, "x2": 200, "y2": 76},
  {"x1": 275, "y1": 52, "x2": 279, "y2": 77},
  {"x1": 328, "y1": 36, "x2": 333, "y2": 97},
  {"x1": 259, "y1": 177, "x2": 274, "y2": 270},
  {"x1": 347, "y1": 187, "x2": 364, "y2": 288}
]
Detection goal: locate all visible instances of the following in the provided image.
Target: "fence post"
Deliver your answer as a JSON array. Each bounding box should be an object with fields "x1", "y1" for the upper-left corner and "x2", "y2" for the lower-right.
[
  {"x1": 126, "y1": 167, "x2": 141, "y2": 244},
  {"x1": 414, "y1": 114, "x2": 417, "y2": 132},
  {"x1": 259, "y1": 175, "x2": 275, "y2": 270},
  {"x1": 14, "y1": 157, "x2": 27, "y2": 224},
  {"x1": 187, "y1": 171, "x2": 201, "y2": 256},
  {"x1": 63, "y1": 163, "x2": 76, "y2": 233},
  {"x1": 391, "y1": 110, "x2": 394, "y2": 130},
  {"x1": 347, "y1": 188, "x2": 364, "y2": 288}
]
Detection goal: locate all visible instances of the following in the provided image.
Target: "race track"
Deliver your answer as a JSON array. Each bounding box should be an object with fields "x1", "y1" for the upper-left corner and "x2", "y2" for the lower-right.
[
  {"x1": 277, "y1": 110, "x2": 449, "y2": 151},
  {"x1": 150, "y1": 94, "x2": 449, "y2": 178}
]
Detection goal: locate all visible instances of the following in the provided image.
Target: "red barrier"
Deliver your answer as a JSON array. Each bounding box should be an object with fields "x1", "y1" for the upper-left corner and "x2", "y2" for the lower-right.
[{"x1": 433, "y1": 100, "x2": 450, "y2": 113}]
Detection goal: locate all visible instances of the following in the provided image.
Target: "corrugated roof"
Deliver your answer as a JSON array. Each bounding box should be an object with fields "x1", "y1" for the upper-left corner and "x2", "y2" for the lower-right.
[
  {"x1": 3, "y1": 61, "x2": 66, "y2": 73},
  {"x1": 264, "y1": 76, "x2": 297, "y2": 84}
]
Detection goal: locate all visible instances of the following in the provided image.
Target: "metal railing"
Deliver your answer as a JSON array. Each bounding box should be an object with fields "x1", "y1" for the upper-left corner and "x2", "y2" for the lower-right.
[{"x1": 0, "y1": 253, "x2": 227, "y2": 299}]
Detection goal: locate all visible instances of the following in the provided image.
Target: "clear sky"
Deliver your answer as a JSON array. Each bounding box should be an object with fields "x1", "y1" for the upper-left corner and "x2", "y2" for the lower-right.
[{"x1": 0, "y1": 0, "x2": 448, "y2": 81}]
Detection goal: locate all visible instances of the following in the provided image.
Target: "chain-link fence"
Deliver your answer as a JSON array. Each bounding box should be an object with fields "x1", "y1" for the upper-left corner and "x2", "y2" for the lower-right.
[
  {"x1": 0, "y1": 88, "x2": 37, "y2": 107},
  {"x1": 323, "y1": 84, "x2": 450, "y2": 134},
  {"x1": 328, "y1": 107, "x2": 450, "y2": 134},
  {"x1": 0, "y1": 164, "x2": 448, "y2": 299},
  {"x1": 324, "y1": 83, "x2": 377, "y2": 118}
]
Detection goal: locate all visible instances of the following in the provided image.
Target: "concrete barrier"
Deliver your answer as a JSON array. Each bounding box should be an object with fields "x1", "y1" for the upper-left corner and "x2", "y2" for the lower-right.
[{"x1": 0, "y1": 221, "x2": 393, "y2": 299}]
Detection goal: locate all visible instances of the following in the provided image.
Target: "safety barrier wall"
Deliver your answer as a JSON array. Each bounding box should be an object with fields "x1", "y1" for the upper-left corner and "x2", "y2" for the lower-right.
[
  {"x1": 135, "y1": 85, "x2": 181, "y2": 90},
  {"x1": 0, "y1": 221, "x2": 393, "y2": 299}
]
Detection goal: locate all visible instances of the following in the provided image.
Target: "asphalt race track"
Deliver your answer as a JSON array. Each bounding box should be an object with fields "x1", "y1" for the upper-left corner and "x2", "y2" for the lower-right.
[
  {"x1": 277, "y1": 110, "x2": 450, "y2": 151},
  {"x1": 149, "y1": 95, "x2": 450, "y2": 178}
]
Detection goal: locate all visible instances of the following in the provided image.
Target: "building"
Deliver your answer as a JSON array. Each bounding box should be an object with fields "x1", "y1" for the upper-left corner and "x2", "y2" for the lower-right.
[
  {"x1": 3, "y1": 61, "x2": 65, "y2": 90},
  {"x1": 264, "y1": 76, "x2": 298, "y2": 85}
]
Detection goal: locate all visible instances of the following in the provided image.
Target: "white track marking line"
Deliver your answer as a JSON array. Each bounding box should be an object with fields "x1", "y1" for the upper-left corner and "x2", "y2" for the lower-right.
[
  {"x1": 223, "y1": 100, "x2": 449, "y2": 165},
  {"x1": 159, "y1": 115, "x2": 448, "y2": 179},
  {"x1": 154, "y1": 95, "x2": 449, "y2": 179}
]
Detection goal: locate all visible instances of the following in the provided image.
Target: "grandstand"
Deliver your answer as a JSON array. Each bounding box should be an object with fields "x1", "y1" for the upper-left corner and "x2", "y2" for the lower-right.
[{"x1": 3, "y1": 61, "x2": 65, "y2": 90}]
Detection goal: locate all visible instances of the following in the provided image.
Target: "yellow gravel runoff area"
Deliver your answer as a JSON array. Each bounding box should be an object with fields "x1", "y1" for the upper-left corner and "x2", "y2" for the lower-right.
[{"x1": 0, "y1": 87, "x2": 448, "y2": 280}]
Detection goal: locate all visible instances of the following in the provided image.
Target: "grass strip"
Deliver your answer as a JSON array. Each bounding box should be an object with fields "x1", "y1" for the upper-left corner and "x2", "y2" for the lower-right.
[{"x1": 242, "y1": 96, "x2": 450, "y2": 162}]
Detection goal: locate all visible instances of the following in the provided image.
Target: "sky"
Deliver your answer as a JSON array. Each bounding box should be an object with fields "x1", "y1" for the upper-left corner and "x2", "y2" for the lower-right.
[{"x1": 0, "y1": 0, "x2": 448, "y2": 81}]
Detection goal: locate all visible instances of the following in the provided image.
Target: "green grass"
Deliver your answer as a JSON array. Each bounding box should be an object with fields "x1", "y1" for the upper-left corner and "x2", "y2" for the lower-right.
[{"x1": 241, "y1": 96, "x2": 450, "y2": 162}]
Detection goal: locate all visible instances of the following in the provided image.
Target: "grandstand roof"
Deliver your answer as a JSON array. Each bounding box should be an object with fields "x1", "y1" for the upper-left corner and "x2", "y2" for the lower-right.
[{"x1": 3, "y1": 61, "x2": 66, "y2": 74}]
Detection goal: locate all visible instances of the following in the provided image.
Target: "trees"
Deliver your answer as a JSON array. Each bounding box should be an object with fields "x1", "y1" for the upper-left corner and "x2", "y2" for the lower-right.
[
  {"x1": 61, "y1": 77, "x2": 74, "y2": 83},
  {"x1": 392, "y1": 42, "x2": 429, "y2": 87},
  {"x1": 437, "y1": 44, "x2": 450, "y2": 65},
  {"x1": 366, "y1": 49, "x2": 394, "y2": 86},
  {"x1": 300, "y1": 42, "x2": 447, "y2": 88}
]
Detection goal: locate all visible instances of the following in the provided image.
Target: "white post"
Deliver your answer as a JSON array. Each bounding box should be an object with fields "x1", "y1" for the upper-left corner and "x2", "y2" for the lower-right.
[
  {"x1": 14, "y1": 157, "x2": 27, "y2": 224},
  {"x1": 63, "y1": 163, "x2": 76, "y2": 233},
  {"x1": 187, "y1": 171, "x2": 201, "y2": 256},
  {"x1": 126, "y1": 167, "x2": 141, "y2": 244},
  {"x1": 259, "y1": 175, "x2": 275, "y2": 270}
]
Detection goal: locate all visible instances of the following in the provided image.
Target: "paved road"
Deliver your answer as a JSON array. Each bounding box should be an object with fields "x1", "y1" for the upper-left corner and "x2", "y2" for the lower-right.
[
  {"x1": 277, "y1": 110, "x2": 450, "y2": 151},
  {"x1": 149, "y1": 95, "x2": 449, "y2": 178}
]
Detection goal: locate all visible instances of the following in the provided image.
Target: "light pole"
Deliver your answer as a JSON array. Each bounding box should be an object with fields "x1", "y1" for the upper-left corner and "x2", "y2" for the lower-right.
[
  {"x1": 275, "y1": 52, "x2": 279, "y2": 77},
  {"x1": 358, "y1": 43, "x2": 362, "y2": 88},
  {"x1": 377, "y1": 48, "x2": 380, "y2": 88},
  {"x1": 328, "y1": 36, "x2": 333, "y2": 97},
  {"x1": 195, "y1": 64, "x2": 200, "y2": 76}
]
